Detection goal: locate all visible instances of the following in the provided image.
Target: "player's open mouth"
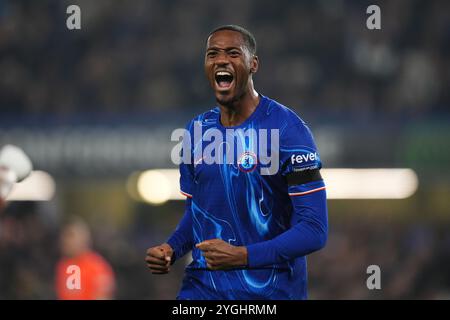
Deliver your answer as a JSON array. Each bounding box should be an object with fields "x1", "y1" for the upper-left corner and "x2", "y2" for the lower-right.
[{"x1": 215, "y1": 71, "x2": 234, "y2": 91}]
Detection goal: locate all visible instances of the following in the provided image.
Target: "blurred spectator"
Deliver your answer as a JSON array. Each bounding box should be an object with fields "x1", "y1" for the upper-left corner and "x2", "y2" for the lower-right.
[{"x1": 55, "y1": 217, "x2": 116, "y2": 300}]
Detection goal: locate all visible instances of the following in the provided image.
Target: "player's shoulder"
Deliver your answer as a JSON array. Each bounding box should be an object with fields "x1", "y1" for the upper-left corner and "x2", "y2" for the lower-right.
[
  {"x1": 263, "y1": 95, "x2": 308, "y2": 132},
  {"x1": 185, "y1": 107, "x2": 220, "y2": 131}
]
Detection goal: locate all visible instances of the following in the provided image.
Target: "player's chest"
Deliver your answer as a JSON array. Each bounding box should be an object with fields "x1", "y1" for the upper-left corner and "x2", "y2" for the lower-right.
[{"x1": 191, "y1": 124, "x2": 280, "y2": 181}]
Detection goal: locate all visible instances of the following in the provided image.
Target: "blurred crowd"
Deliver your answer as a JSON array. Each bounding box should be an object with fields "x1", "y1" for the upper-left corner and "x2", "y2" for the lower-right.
[
  {"x1": 1, "y1": 0, "x2": 449, "y2": 300},
  {"x1": 1, "y1": 202, "x2": 449, "y2": 299},
  {"x1": 308, "y1": 217, "x2": 450, "y2": 299},
  {"x1": 0, "y1": 0, "x2": 449, "y2": 119}
]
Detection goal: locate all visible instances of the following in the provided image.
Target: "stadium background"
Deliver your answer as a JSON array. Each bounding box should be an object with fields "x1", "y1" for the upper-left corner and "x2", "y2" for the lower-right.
[{"x1": 0, "y1": 0, "x2": 449, "y2": 299}]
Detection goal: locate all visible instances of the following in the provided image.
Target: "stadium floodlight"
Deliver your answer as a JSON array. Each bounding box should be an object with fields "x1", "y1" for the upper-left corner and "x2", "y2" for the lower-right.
[
  {"x1": 129, "y1": 168, "x2": 419, "y2": 205},
  {"x1": 136, "y1": 170, "x2": 175, "y2": 205},
  {"x1": 320, "y1": 168, "x2": 418, "y2": 199}
]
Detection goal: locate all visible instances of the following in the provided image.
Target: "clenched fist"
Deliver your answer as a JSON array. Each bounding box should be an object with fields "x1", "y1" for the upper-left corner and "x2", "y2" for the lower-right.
[{"x1": 145, "y1": 243, "x2": 174, "y2": 274}]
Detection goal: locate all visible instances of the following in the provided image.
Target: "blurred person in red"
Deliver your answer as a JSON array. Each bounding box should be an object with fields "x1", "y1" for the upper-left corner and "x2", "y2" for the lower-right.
[{"x1": 55, "y1": 217, "x2": 116, "y2": 300}]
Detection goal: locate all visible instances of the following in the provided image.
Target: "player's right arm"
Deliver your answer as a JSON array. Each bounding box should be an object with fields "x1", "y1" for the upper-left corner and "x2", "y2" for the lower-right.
[
  {"x1": 145, "y1": 195, "x2": 194, "y2": 274},
  {"x1": 146, "y1": 121, "x2": 195, "y2": 274}
]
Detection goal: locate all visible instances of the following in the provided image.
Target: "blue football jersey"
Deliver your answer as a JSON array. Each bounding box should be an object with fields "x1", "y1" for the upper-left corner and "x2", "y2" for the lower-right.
[{"x1": 171, "y1": 94, "x2": 326, "y2": 300}]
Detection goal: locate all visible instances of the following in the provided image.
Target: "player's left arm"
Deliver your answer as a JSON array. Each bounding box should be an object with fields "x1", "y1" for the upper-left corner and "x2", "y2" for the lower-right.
[
  {"x1": 197, "y1": 121, "x2": 328, "y2": 270},
  {"x1": 197, "y1": 178, "x2": 327, "y2": 270},
  {"x1": 245, "y1": 121, "x2": 328, "y2": 267},
  {"x1": 245, "y1": 179, "x2": 327, "y2": 268}
]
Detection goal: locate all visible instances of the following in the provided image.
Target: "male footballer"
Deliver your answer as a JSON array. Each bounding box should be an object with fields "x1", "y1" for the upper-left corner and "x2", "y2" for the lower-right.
[{"x1": 146, "y1": 25, "x2": 328, "y2": 299}]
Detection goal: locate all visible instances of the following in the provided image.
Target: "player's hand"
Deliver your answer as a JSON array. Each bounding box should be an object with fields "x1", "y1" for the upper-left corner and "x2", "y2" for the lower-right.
[
  {"x1": 145, "y1": 243, "x2": 174, "y2": 275},
  {"x1": 196, "y1": 239, "x2": 248, "y2": 270}
]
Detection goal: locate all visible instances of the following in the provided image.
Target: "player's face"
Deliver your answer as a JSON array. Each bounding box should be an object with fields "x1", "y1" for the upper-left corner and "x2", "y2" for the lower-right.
[{"x1": 205, "y1": 30, "x2": 257, "y2": 105}]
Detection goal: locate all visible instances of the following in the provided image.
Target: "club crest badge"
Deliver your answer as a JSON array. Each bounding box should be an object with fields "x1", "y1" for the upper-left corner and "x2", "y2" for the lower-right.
[{"x1": 238, "y1": 151, "x2": 258, "y2": 173}]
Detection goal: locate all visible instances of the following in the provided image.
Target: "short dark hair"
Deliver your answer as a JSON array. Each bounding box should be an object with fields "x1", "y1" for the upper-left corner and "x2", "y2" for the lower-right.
[{"x1": 208, "y1": 25, "x2": 257, "y2": 55}]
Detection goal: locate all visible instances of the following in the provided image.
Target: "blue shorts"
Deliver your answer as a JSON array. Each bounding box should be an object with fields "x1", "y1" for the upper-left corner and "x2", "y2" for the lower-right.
[{"x1": 176, "y1": 266, "x2": 307, "y2": 300}]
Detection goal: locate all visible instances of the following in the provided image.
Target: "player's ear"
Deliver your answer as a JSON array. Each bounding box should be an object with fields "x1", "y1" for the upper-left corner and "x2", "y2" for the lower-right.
[{"x1": 250, "y1": 55, "x2": 259, "y2": 74}]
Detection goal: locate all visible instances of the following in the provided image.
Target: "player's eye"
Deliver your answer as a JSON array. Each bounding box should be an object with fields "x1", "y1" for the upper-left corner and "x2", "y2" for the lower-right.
[
  {"x1": 207, "y1": 51, "x2": 217, "y2": 58},
  {"x1": 229, "y1": 51, "x2": 240, "y2": 57}
]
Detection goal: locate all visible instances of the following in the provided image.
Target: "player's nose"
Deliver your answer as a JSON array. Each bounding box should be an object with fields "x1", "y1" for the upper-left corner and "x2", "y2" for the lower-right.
[{"x1": 214, "y1": 52, "x2": 230, "y2": 66}]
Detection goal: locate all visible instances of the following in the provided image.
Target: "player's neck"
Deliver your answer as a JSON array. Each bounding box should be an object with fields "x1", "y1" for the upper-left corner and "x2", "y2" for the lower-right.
[{"x1": 219, "y1": 87, "x2": 260, "y2": 127}]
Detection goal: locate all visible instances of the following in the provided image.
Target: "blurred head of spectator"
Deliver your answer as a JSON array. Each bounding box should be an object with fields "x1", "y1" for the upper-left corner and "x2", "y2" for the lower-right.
[{"x1": 59, "y1": 217, "x2": 92, "y2": 258}]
